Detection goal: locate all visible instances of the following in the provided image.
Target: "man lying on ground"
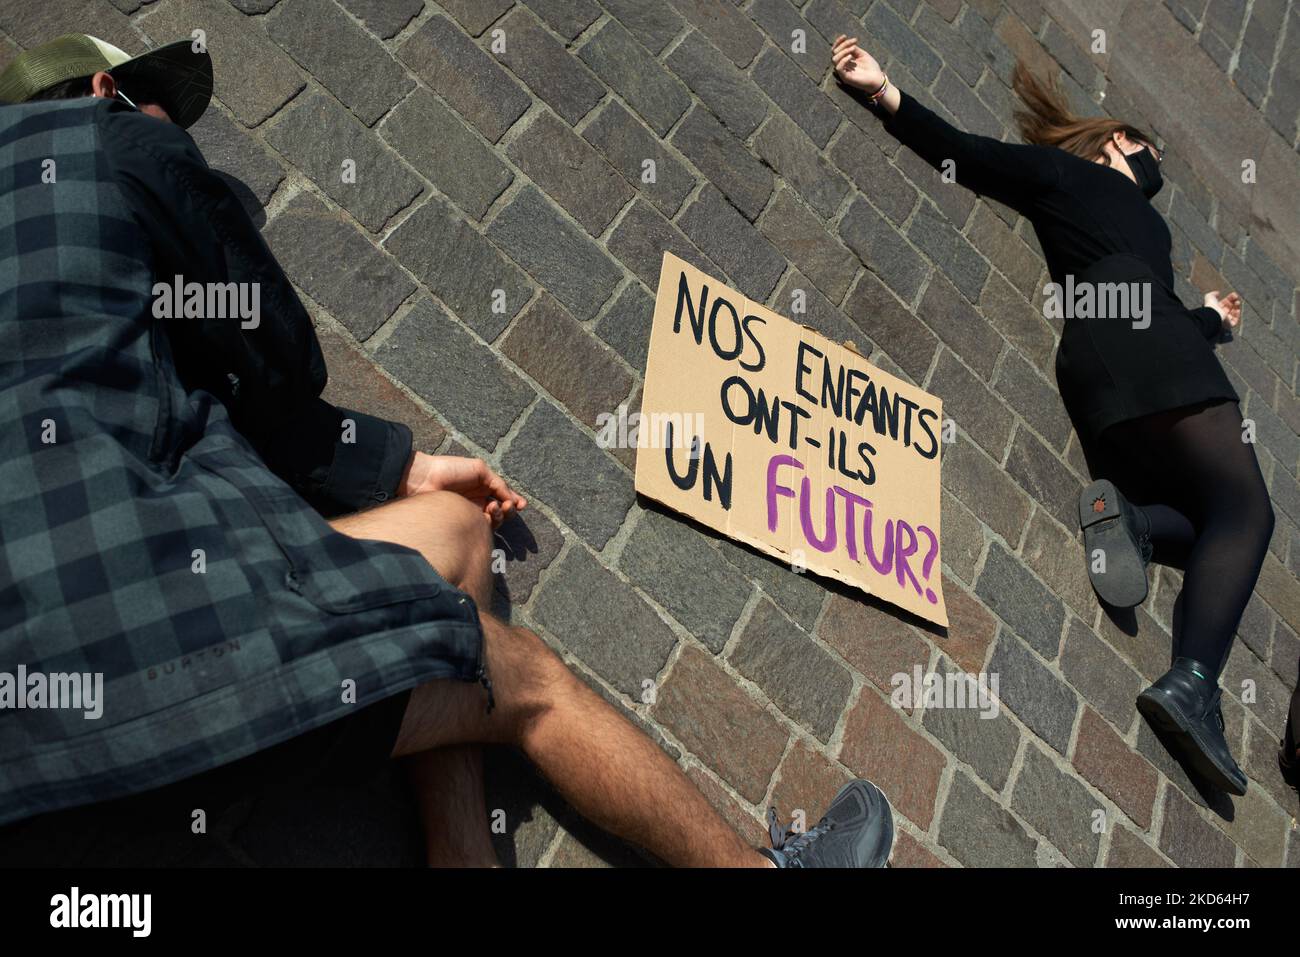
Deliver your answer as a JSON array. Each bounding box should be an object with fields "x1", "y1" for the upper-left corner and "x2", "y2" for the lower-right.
[{"x1": 0, "y1": 33, "x2": 895, "y2": 868}]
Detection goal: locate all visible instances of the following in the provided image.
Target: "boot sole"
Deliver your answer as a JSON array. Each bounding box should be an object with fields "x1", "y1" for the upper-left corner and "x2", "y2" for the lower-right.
[
  {"x1": 1079, "y1": 479, "x2": 1148, "y2": 608},
  {"x1": 1137, "y1": 688, "x2": 1247, "y2": 796}
]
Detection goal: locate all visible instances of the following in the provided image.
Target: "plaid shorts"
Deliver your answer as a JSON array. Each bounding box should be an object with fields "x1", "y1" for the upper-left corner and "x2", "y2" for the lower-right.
[
  {"x1": 144, "y1": 688, "x2": 415, "y2": 808},
  {"x1": 0, "y1": 690, "x2": 416, "y2": 866}
]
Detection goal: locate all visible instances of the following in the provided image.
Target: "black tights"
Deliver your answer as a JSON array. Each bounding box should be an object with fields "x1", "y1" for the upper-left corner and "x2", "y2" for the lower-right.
[{"x1": 1101, "y1": 399, "x2": 1275, "y2": 679}]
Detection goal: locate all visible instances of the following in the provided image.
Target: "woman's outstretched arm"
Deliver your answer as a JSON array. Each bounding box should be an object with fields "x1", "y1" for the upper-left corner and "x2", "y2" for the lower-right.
[{"x1": 832, "y1": 35, "x2": 1060, "y2": 211}]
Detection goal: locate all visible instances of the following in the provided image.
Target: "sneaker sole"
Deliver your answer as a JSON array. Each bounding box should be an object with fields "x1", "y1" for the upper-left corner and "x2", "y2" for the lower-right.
[
  {"x1": 1136, "y1": 688, "x2": 1247, "y2": 796},
  {"x1": 876, "y1": 783, "x2": 896, "y2": 869},
  {"x1": 1079, "y1": 479, "x2": 1148, "y2": 609},
  {"x1": 855, "y1": 779, "x2": 895, "y2": 868}
]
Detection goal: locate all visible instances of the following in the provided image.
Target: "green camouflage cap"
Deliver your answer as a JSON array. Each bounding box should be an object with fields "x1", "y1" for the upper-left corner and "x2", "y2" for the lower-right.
[{"x1": 0, "y1": 33, "x2": 212, "y2": 128}]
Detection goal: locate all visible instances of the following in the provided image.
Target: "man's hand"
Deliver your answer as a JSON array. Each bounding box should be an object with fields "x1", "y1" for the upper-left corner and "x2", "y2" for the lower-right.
[
  {"x1": 399, "y1": 452, "x2": 527, "y2": 528},
  {"x1": 1204, "y1": 290, "x2": 1242, "y2": 331}
]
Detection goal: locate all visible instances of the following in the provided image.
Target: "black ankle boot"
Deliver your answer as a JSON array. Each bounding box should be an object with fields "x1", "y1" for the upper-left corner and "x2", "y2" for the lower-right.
[
  {"x1": 1079, "y1": 479, "x2": 1152, "y2": 608},
  {"x1": 1138, "y1": 657, "x2": 1247, "y2": 796},
  {"x1": 1281, "y1": 686, "x2": 1300, "y2": 792}
]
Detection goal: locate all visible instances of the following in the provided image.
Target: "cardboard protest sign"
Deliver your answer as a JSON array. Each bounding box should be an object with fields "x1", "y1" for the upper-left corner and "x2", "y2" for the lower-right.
[{"x1": 634, "y1": 252, "x2": 947, "y2": 626}]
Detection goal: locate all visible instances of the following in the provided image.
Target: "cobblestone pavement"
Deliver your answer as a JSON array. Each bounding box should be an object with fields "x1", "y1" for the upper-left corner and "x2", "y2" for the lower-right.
[{"x1": 2, "y1": 0, "x2": 1298, "y2": 868}]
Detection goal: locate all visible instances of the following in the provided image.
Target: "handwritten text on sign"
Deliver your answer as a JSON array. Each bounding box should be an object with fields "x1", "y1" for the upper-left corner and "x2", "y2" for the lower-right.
[{"x1": 634, "y1": 252, "x2": 947, "y2": 626}]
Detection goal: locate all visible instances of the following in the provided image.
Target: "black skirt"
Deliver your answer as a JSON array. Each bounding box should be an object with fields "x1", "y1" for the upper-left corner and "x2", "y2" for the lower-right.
[{"x1": 1054, "y1": 253, "x2": 1239, "y2": 441}]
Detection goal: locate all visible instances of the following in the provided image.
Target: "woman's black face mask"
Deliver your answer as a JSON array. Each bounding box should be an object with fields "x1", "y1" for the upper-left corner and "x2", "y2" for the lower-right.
[{"x1": 1124, "y1": 145, "x2": 1164, "y2": 199}]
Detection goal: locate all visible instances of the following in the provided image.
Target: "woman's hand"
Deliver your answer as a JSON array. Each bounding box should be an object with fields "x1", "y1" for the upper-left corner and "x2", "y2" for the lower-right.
[
  {"x1": 832, "y1": 35, "x2": 885, "y2": 92},
  {"x1": 1204, "y1": 290, "x2": 1242, "y2": 331},
  {"x1": 399, "y1": 452, "x2": 527, "y2": 528}
]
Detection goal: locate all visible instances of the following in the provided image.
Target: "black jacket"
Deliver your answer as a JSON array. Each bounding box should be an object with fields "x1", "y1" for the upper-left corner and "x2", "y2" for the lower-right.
[{"x1": 102, "y1": 101, "x2": 412, "y2": 515}]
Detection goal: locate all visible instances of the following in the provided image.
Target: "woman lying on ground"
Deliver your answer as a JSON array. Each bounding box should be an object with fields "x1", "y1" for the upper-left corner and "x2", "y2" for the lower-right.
[{"x1": 832, "y1": 35, "x2": 1274, "y2": 797}]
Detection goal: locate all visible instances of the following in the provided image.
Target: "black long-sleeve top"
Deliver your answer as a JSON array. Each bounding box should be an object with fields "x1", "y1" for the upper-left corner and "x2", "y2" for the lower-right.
[{"x1": 879, "y1": 89, "x2": 1223, "y2": 339}]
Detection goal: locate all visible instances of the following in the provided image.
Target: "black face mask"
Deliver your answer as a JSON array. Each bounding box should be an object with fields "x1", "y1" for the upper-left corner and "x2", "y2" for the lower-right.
[{"x1": 1124, "y1": 147, "x2": 1163, "y2": 199}]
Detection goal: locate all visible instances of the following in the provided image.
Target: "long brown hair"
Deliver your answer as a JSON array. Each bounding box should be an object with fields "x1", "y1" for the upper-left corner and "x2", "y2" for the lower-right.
[{"x1": 1010, "y1": 60, "x2": 1155, "y2": 166}]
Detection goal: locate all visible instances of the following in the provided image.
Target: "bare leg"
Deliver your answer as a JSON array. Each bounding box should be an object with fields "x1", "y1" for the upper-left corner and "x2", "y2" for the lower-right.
[
  {"x1": 406, "y1": 744, "x2": 497, "y2": 867},
  {"x1": 393, "y1": 614, "x2": 767, "y2": 867},
  {"x1": 332, "y1": 492, "x2": 499, "y2": 867},
  {"x1": 333, "y1": 490, "x2": 767, "y2": 868},
  {"x1": 330, "y1": 491, "x2": 495, "y2": 603}
]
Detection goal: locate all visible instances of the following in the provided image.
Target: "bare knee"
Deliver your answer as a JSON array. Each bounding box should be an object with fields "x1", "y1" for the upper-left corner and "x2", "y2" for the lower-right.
[
  {"x1": 505, "y1": 624, "x2": 576, "y2": 702},
  {"x1": 421, "y1": 490, "x2": 492, "y2": 548},
  {"x1": 417, "y1": 490, "x2": 494, "y2": 598},
  {"x1": 483, "y1": 620, "x2": 580, "y2": 742}
]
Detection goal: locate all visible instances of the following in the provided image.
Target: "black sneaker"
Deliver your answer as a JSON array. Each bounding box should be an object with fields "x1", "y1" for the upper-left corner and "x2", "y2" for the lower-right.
[
  {"x1": 759, "y1": 780, "x2": 895, "y2": 868},
  {"x1": 1079, "y1": 479, "x2": 1152, "y2": 608},
  {"x1": 1137, "y1": 657, "x2": 1248, "y2": 796}
]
